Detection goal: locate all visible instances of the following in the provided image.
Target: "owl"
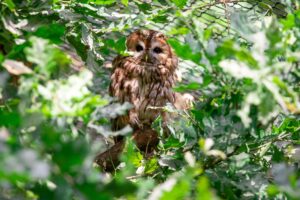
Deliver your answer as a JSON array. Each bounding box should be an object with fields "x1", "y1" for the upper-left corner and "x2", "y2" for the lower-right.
[
  {"x1": 96, "y1": 30, "x2": 192, "y2": 171},
  {"x1": 110, "y1": 29, "x2": 179, "y2": 130}
]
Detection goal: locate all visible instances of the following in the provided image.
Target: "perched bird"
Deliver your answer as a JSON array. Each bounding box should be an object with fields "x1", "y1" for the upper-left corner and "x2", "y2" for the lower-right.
[{"x1": 96, "y1": 30, "x2": 193, "y2": 171}]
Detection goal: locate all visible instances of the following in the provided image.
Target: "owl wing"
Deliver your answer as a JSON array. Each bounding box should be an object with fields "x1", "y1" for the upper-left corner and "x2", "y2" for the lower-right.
[
  {"x1": 109, "y1": 55, "x2": 132, "y2": 131},
  {"x1": 109, "y1": 56, "x2": 125, "y2": 99}
]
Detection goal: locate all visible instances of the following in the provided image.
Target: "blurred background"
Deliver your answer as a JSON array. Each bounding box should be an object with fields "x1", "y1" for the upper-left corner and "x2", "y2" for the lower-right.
[{"x1": 0, "y1": 0, "x2": 299, "y2": 199}]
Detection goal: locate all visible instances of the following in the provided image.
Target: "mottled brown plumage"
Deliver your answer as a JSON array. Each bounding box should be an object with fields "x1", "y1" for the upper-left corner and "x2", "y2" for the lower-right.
[
  {"x1": 110, "y1": 30, "x2": 178, "y2": 131},
  {"x1": 96, "y1": 30, "x2": 192, "y2": 171}
]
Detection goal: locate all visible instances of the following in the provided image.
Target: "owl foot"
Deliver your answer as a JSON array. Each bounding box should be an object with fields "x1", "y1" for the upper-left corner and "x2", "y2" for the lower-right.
[
  {"x1": 95, "y1": 140, "x2": 125, "y2": 172},
  {"x1": 132, "y1": 129, "x2": 159, "y2": 154}
]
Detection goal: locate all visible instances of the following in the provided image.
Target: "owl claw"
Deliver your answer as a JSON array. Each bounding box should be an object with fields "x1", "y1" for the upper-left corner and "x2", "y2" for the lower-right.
[
  {"x1": 129, "y1": 112, "x2": 143, "y2": 129},
  {"x1": 133, "y1": 118, "x2": 143, "y2": 129}
]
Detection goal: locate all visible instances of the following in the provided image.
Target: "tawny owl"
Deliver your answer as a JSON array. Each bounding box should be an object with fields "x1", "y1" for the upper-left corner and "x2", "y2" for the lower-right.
[
  {"x1": 110, "y1": 29, "x2": 179, "y2": 131},
  {"x1": 96, "y1": 30, "x2": 192, "y2": 171}
]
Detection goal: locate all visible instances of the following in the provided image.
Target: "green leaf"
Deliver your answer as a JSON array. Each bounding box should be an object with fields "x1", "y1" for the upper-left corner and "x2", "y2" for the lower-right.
[
  {"x1": 4, "y1": 0, "x2": 15, "y2": 11},
  {"x1": 161, "y1": 177, "x2": 190, "y2": 200},
  {"x1": 136, "y1": 2, "x2": 151, "y2": 13},
  {"x1": 174, "y1": 82, "x2": 201, "y2": 92},
  {"x1": 0, "y1": 109, "x2": 21, "y2": 127},
  {"x1": 24, "y1": 36, "x2": 70, "y2": 77},
  {"x1": 121, "y1": 0, "x2": 128, "y2": 6},
  {"x1": 171, "y1": 0, "x2": 187, "y2": 9},
  {"x1": 115, "y1": 37, "x2": 126, "y2": 53},
  {"x1": 122, "y1": 139, "x2": 143, "y2": 168},
  {"x1": 271, "y1": 146, "x2": 285, "y2": 162},
  {"x1": 163, "y1": 137, "x2": 183, "y2": 150},
  {"x1": 168, "y1": 27, "x2": 189, "y2": 35},
  {"x1": 52, "y1": 135, "x2": 89, "y2": 172},
  {"x1": 103, "y1": 179, "x2": 137, "y2": 197},
  {"x1": 266, "y1": 184, "x2": 280, "y2": 197},
  {"x1": 168, "y1": 39, "x2": 201, "y2": 63},
  {"x1": 0, "y1": 53, "x2": 4, "y2": 64},
  {"x1": 88, "y1": 0, "x2": 116, "y2": 5},
  {"x1": 196, "y1": 176, "x2": 213, "y2": 200},
  {"x1": 144, "y1": 158, "x2": 158, "y2": 174},
  {"x1": 280, "y1": 13, "x2": 295, "y2": 30},
  {"x1": 33, "y1": 24, "x2": 65, "y2": 44},
  {"x1": 151, "y1": 14, "x2": 168, "y2": 23},
  {"x1": 232, "y1": 152, "x2": 250, "y2": 168}
]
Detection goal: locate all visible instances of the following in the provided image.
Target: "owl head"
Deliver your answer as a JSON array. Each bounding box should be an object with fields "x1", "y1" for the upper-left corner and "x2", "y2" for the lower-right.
[{"x1": 126, "y1": 30, "x2": 177, "y2": 67}]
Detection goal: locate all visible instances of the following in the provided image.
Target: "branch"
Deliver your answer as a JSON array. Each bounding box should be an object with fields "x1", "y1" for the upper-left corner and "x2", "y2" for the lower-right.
[
  {"x1": 203, "y1": 145, "x2": 240, "y2": 170},
  {"x1": 203, "y1": 131, "x2": 293, "y2": 170}
]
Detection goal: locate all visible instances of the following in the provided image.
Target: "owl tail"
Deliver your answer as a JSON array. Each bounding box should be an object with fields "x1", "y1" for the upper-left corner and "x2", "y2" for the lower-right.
[{"x1": 95, "y1": 128, "x2": 159, "y2": 172}]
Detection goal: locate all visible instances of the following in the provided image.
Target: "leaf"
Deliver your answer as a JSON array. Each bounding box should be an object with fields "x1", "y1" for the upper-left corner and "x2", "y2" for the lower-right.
[
  {"x1": 122, "y1": 139, "x2": 143, "y2": 168},
  {"x1": 230, "y1": 12, "x2": 257, "y2": 36},
  {"x1": 196, "y1": 176, "x2": 214, "y2": 200},
  {"x1": 163, "y1": 137, "x2": 183, "y2": 150},
  {"x1": 52, "y1": 135, "x2": 89, "y2": 172},
  {"x1": 149, "y1": 177, "x2": 177, "y2": 200},
  {"x1": 168, "y1": 27, "x2": 189, "y2": 35},
  {"x1": 280, "y1": 13, "x2": 295, "y2": 30},
  {"x1": 160, "y1": 177, "x2": 190, "y2": 200},
  {"x1": 1, "y1": 16, "x2": 22, "y2": 36},
  {"x1": 0, "y1": 109, "x2": 21, "y2": 127},
  {"x1": 26, "y1": 69, "x2": 105, "y2": 118},
  {"x1": 168, "y1": 39, "x2": 201, "y2": 63},
  {"x1": 151, "y1": 14, "x2": 168, "y2": 23},
  {"x1": 237, "y1": 92, "x2": 260, "y2": 127},
  {"x1": 88, "y1": 0, "x2": 116, "y2": 5},
  {"x1": 103, "y1": 179, "x2": 137, "y2": 197},
  {"x1": 171, "y1": 0, "x2": 187, "y2": 9},
  {"x1": 136, "y1": 2, "x2": 151, "y2": 13},
  {"x1": 2, "y1": 59, "x2": 33, "y2": 75},
  {"x1": 115, "y1": 37, "x2": 126, "y2": 53},
  {"x1": 144, "y1": 158, "x2": 158, "y2": 174},
  {"x1": 174, "y1": 82, "x2": 201, "y2": 92},
  {"x1": 121, "y1": 0, "x2": 128, "y2": 6},
  {"x1": 232, "y1": 152, "x2": 250, "y2": 168},
  {"x1": 0, "y1": 53, "x2": 4, "y2": 63},
  {"x1": 33, "y1": 24, "x2": 65, "y2": 44},
  {"x1": 24, "y1": 36, "x2": 70, "y2": 77},
  {"x1": 266, "y1": 184, "x2": 280, "y2": 197},
  {"x1": 4, "y1": 0, "x2": 15, "y2": 11},
  {"x1": 219, "y1": 59, "x2": 259, "y2": 80}
]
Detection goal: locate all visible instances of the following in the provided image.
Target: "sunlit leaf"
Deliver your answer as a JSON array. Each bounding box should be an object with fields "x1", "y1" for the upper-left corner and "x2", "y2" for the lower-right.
[
  {"x1": 121, "y1": 0, "x2": 128, "y2": 6},
  {"x1": 196, "y1": 176, "x2": 214, "y2": 200},
  {"x1": 4, "y1": 0, "x2": 15, "y2": 11},
  {"x1": 171, "y1": 0, "x2": 187, "y2": 9},
  {"x1": 88, "y1": 0, "x2": 116, "y2": 5},
  {"x1": 168, "y1": 39, "x2": 201, "y2": 63},
  {"x1": 2, "y1": 59, "x2": 33, "y2": 75},
  {"x1": 144, "y1": 158, "x2": 158, "y2": 174}
]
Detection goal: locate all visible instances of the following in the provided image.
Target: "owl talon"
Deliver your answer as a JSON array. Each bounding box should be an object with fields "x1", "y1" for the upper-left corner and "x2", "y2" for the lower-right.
[{"x1": 131, "y1": 117, "x2": 143, "y2": 129}]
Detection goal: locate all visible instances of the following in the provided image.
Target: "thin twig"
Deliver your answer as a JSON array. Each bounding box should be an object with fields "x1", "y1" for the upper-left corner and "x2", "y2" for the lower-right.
[
  {"x1": 203, "y1": 144, "x2": 240, "y2": 170},
  {"x1": 203, "y1": 131, "x2": 292, "y2": 170}
]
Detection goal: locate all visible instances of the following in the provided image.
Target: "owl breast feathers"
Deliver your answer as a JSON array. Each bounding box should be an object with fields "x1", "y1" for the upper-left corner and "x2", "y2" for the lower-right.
[{"x1": 110, "y1": 29, "x2": 192, "y2": 131}]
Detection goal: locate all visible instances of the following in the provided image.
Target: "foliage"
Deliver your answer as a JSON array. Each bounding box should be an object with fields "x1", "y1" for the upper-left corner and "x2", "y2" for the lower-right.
[{"x1": 0, "y1": 0, "x2": 299, "y2": 199}]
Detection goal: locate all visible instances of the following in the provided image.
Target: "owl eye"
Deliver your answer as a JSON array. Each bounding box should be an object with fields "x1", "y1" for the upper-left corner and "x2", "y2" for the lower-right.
[
  {"x1": 136, "y1": 44, "x2": 144, "y2": 52},
  {"x1": 153, "y1": 47, "x2": 163, "y2": 54}
]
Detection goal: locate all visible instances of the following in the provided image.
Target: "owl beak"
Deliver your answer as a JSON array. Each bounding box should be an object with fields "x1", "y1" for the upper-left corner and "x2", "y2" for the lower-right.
[
  {"x1": 144, "y1": 54, "x2": 149, "y2": 62},
  {"x1": 143, "y1": 52, "x2": 151, "y2": 63}
]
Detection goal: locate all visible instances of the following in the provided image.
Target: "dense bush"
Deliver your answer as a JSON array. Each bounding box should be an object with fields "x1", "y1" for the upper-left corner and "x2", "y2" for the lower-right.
[{"x1": 0, "y1": 0, "x2": 299, "y2": 199}]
